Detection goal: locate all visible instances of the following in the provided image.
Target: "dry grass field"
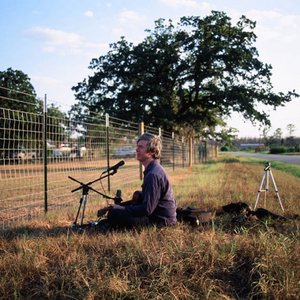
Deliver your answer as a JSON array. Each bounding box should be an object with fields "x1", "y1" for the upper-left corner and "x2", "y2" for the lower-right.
[{"x1": 0, "y1": 155, "x2": 299, "y2": 299}]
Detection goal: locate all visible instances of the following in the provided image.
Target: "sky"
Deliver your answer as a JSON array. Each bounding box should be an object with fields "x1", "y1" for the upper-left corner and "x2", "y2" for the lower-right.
[{"x1": 1, "y1": 0, "x2": 299, "y2": 138}]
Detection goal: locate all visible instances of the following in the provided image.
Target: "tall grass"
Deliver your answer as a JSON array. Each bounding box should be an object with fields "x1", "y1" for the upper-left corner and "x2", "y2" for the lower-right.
[{"x1": 0, "y1": 155, "x2": 299, "y2": 299}]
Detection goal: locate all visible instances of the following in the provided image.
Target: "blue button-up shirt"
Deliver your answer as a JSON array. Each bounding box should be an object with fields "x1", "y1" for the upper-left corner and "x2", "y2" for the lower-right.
[{"x1": 126, "y1": 160, "x2": 177, "y2": 225}]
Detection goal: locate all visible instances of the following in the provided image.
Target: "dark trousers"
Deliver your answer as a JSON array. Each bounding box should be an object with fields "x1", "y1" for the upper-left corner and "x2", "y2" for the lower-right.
[{"x1": 107, "y1": 206, "x2": 150, "y2": 229}]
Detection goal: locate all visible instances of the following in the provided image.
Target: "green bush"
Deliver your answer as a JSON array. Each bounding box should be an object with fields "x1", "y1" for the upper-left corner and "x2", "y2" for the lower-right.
[
  {"x1": 269, "y1": 146, "x2": 286, "y2": 154},
  {"x1": 287, "y1": 147, "x2": 295, "y2": 153},
  {"x1": 220, "y1": 146, "x2": 229, "y2": 151}
]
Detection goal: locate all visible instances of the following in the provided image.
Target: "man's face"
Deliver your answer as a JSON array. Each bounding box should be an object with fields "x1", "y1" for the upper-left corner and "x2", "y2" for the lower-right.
[{"x1": 136, "y1": 140, "x2": 152, "y2": 162}]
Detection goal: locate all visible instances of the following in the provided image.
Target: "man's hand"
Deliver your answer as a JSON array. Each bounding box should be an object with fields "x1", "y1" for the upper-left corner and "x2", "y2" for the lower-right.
[
  {"x1": 97, "y1": 205, "x2": 113, "y2": 217},
  {"x1": 97, "y1": 204, "x2": 124, "y2": 217}
]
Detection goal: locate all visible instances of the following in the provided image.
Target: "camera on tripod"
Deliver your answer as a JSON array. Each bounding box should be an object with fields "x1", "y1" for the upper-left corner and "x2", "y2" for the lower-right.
[{"x1": 254, "y1": 161, "x2": 284, "y2": 211}]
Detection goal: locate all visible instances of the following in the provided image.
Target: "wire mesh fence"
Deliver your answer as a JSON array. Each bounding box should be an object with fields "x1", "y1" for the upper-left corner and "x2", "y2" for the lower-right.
[{"x1": 0, "y1": 88, "x2": 218, "y2": 228}]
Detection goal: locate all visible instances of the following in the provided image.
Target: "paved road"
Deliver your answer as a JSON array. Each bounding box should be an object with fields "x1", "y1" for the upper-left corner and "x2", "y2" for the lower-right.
[{"x1": 226, "y1": 152, "x2": 300, "y2": 165}]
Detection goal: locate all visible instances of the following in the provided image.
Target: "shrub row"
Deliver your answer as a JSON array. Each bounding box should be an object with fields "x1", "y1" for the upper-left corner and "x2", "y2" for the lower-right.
[{"x1": 269, "y1": 145, "x2": 300, "y2": 154}]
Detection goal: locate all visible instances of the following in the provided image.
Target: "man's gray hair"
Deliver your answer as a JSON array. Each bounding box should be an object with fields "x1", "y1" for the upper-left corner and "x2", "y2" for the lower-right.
[{"x1": 137, "y1": 132, "x2": 162, "y2": 159}]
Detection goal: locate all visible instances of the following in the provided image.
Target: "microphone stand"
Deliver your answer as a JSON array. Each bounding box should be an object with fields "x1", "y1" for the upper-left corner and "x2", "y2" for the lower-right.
[{"x1": 69, "y1": 169, "x2": 119, "y2": 229}]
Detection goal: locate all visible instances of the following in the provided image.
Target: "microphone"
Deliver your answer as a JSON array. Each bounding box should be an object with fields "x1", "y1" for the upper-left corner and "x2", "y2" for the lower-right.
[
  {"x1": 105, "y1": 160, "x2": 125, "y2": 173},
  {"x1": 114, "y1": 189, "x2": 123, "y2": 204}
]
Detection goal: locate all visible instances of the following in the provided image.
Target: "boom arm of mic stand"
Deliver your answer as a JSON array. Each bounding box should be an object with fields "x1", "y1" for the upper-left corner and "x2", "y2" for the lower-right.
[
  {"x1": 100, "y1": 169, "x2": 118, "y2": 180},
  {"x1": 87, "y1": 186, "x2": 115, "y2": 200},
  {"x1": 69, "y1": 176, "x2": 102, "y2": 193},
  {"x1": 68, "y1": 171, "x2": 117, "y2": 200},
  {"x1": 69, "y1": 168, "x2": 116, "y2": 193}
]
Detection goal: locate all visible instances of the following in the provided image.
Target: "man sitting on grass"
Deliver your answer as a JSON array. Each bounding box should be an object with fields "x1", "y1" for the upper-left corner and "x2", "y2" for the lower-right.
[{"x1": 98, "y1": 132, "x2": 177, "y2": 229}]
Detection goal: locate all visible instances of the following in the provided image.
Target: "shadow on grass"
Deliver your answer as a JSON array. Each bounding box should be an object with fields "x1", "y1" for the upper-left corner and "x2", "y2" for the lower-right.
[
  {"x1": 0, "y1": 224, "x2": 72, "y2": 240},
  {"x1": 1, "y1": 204, "x2": 299, "y2": 242},
  {"x1": 0, "y1": 220, "x2": 165, "y2": 241}
]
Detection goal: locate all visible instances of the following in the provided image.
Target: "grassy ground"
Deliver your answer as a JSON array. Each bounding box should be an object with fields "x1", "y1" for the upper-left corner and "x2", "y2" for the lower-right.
[{"x1": 0, "y1": 154, "x2": 299, "y2": 299}]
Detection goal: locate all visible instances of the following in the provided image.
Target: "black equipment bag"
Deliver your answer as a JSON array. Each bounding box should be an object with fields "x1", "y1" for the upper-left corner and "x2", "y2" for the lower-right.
[{"x1": 176, "y1": 207, "x2": 215, "y2": 226}]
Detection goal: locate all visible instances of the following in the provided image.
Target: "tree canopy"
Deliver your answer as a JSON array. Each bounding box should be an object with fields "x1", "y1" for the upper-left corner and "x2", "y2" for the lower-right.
[
  {"x1": 0, "y1": 68, "x2": 39, "y2": 112},
  {"x1": 0, "y1": 68, "x2": 69, "y2": 152},
  {"x1": 71, "y1": 11, "x2": 298, "y2": 134}
]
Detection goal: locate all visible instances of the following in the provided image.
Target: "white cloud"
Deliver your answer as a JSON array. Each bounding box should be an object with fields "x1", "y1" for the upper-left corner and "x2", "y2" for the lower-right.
[
  {"x1": 160, "y1": 0, "x2": 212, "y2": 10},
  {"x1": 160, "y1": 0, "x2": 198, "y2": 8},
  {"x1": 29, "y1": 26, "x2": 108, "y2": 57},
  {"x1": 84, "y1": 10, "x2": 94, "y2": 17},
  {"x1": 225, "y1": 9, "x2": 300, "y2": 88},
  {"x1": 111, "y1": 27, "x2": 125, "y2": 37},
  {"x1": 225, "y1": 9, "x2": 300, "y2": 136},
  {"x1": 118, "y1": 9, "x2": 145, "y2": 24},
  {"x1": 30, "y1": 26, "x2": 83, "y2": 46},
  {"x1": 244, "y1": 10, "x2": 300, "y2": 75},
  {"x1": 111, "y1": 9, "x2": 148, "y2": 43},
  {"x1": 31, "y1": 75, "x2": 59, "y2": 86},
  {"x1": 247, "y1": 10, "x2": 300, "y2": 40}
]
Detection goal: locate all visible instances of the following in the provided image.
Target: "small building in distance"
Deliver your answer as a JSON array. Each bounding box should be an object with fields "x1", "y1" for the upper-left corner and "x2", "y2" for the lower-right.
[{"x1": 240, "y1": 143, "x2": 265, "y2": 151}]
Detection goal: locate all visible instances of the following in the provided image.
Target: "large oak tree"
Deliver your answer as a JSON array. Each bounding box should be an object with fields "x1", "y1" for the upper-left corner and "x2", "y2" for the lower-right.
[{"x1": 71, "y1": 11, "x2": 298, "y2": 134}]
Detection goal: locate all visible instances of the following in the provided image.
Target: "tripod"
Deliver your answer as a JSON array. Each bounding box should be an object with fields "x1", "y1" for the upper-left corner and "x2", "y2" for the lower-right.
[
  {"x1": 69, "y1": 171, "x2": 116, "y2": 229},
  {"x1": 254, "y1": 162, "x2": 284, "y2": 211}
]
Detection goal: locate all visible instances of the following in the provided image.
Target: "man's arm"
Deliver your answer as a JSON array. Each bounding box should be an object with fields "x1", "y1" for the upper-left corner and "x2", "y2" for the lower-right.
[{"x1": 126, "y1": 175, "x2": 161, "y2": 217}]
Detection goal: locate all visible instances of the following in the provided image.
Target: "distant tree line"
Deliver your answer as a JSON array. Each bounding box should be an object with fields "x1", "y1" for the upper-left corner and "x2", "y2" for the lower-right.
[
  {"x1": 0, "y1": 68, "x2": 68, "y2": 153},
  {"x1": 222, "y1": 125, "x2": 300, "y2": 153}
]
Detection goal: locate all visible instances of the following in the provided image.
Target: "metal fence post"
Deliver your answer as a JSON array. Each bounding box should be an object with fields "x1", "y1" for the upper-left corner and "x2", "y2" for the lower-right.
[
  {"x1": 43, "y1": 94, "x2": 48, "y2": 213},
  {"x1": 105, "y1": 113, "x2": 111, "y2": 191}
]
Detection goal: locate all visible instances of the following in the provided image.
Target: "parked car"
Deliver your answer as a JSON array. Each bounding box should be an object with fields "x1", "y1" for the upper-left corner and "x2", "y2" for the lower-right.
[
  {"x1": 16, "y1": 149, "x2": 37, "y2": 162},
  {"x1": 0, "y1": 150, "x2": 18, "y2": 164},
  {"x1": 70, "y1": 146, "x2": 87, "y2": 159},
  {"x1": 52, "y1": 149, "x2": 63, "y2": 158},
  {"x1": 59, "y1": 144, "x2": 72, "y2": 153},
  {"x1": 112, "y1": 146, "x2": 136, "y2": 158}
]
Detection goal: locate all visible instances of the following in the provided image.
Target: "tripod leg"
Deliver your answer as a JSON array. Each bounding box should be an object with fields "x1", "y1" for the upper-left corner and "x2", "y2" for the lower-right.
[
  {"x1": 269, "y1": 170, "x2": 284, "y2": 211},
  {"x1": 264, "y1": 170, "x2": 270, "y2": 208},
  {"x1": 80, "y1": 194, "x2": 88, "y2": 226},
  {"x1": 254, "y1": 172, "x2": 266, "y2": 210},
  {"x1": 74, "y1": 197, "x2": 83, "y2": 226}
]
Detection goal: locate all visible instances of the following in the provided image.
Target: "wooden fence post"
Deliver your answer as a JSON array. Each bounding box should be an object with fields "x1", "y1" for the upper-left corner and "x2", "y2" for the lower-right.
[
  {"x1": 189, "y1": 137, "x2": 193, "y2": 168},
  {"x1": 139, "y1": 122, "x2": 144, "y2": 180},
  {"x1": 172, "y1": 132, "x2": 175, "y2": 171}
]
